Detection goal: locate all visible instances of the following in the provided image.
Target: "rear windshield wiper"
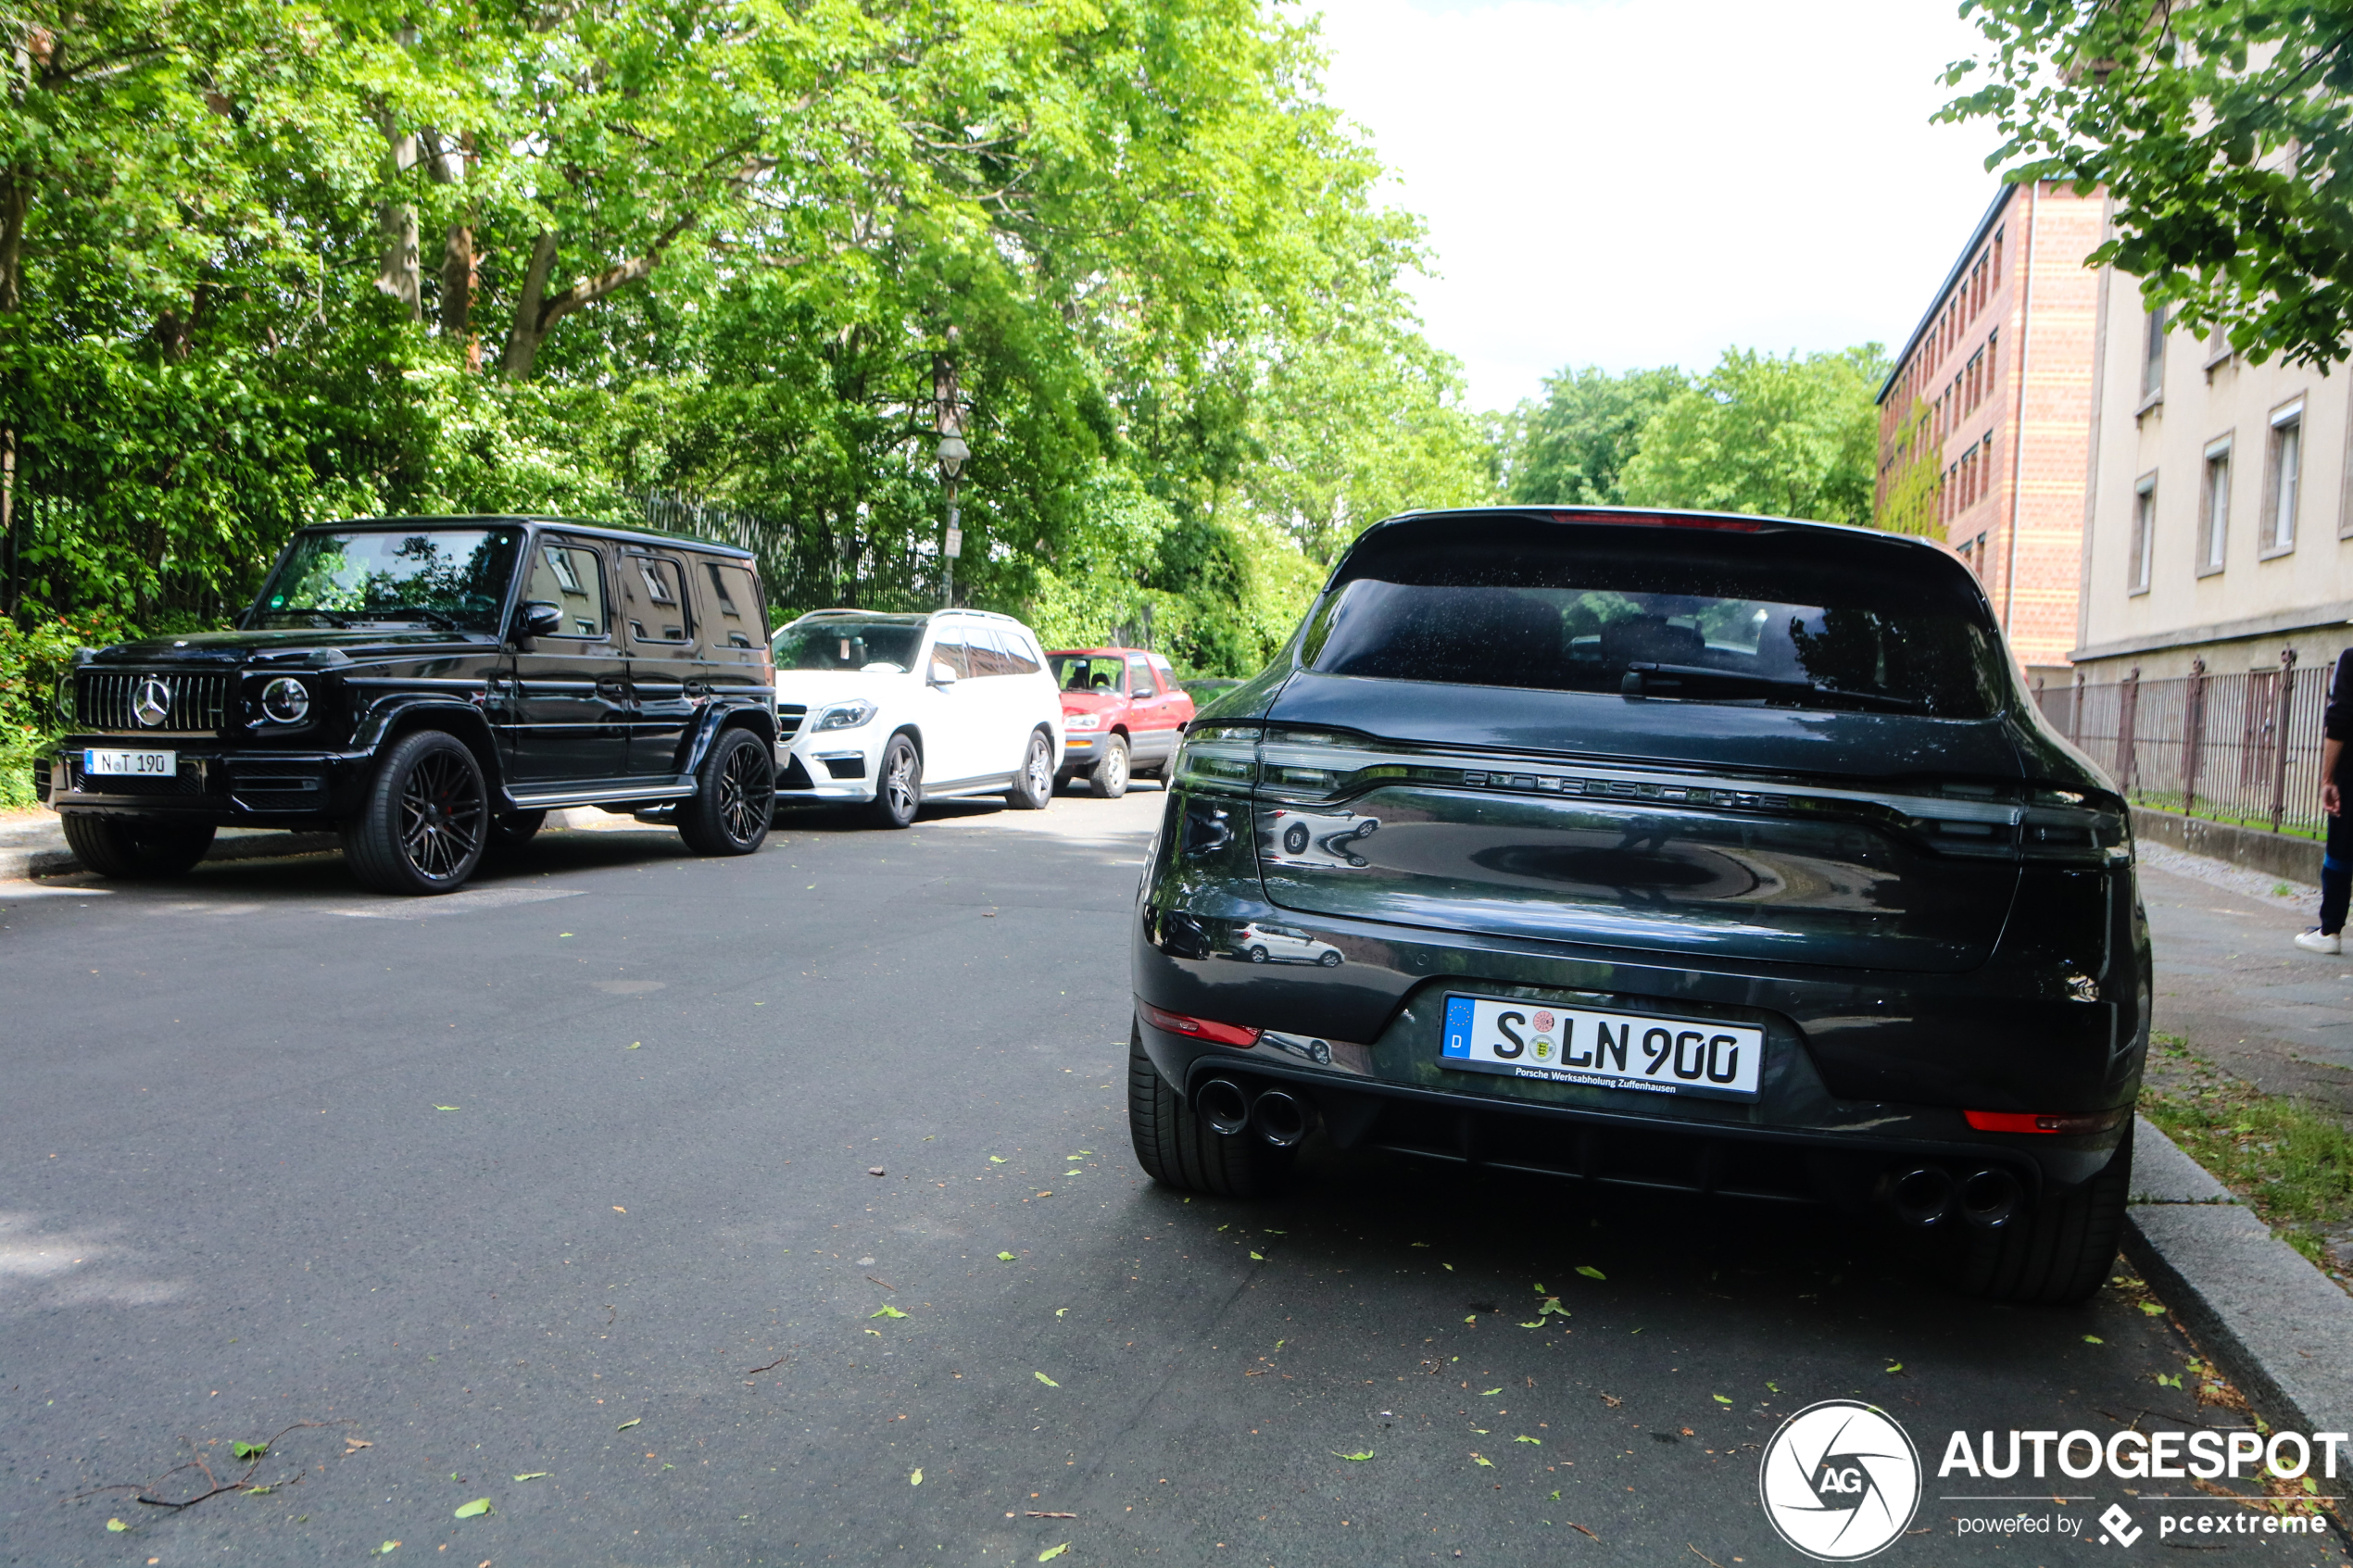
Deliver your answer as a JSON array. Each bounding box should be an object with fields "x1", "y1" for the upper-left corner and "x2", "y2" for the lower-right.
[{"x1": 1621, "y1": 662, "x2": 1929, "y2": 715}]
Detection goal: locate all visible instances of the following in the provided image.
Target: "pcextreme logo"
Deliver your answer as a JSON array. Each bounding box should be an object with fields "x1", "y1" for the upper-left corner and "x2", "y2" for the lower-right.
[{"x1": 1758, "y1": 1400, "x2": 1923, "y2": 1562}]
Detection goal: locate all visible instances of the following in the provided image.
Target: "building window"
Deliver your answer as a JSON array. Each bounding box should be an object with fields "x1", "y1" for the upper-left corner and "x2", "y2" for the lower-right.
[
  {"x1": 2263, "y1": 401, "x2": 2303, "y2": 555},
  {"x1": 2143, "y1": 303, "x2": 2169, "y2": 399},
  {"x1": 2197, "y1": 436, "x2": 2232, "y2": 575},
  {"x1": 1993, "y1": 227, "x2": 2004, "y2": 278},
  {"x1": 2130, "y1": 476, "x2": 2157, "y2": 594}
]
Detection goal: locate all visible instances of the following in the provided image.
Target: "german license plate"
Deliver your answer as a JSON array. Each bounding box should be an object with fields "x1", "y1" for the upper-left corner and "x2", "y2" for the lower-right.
[
  {"x1": 1440, "y1": 994, "x2": 1763, "y2": 1100},
  {"x1": 83, "y1": 748, "x2": 176, "y2": 777}
]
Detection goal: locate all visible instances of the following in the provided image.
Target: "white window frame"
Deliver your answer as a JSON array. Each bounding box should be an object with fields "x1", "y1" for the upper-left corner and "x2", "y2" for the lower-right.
[
  {"x1": 2130, "y1": 474, "x2": 2157, "y2": 596},
  {"x1": 2260, "y1": 398, "x2": 2304, "y2": 558},
  {"x1": 2196, "y1": 436, "x2": 2232, "y2": 577}
]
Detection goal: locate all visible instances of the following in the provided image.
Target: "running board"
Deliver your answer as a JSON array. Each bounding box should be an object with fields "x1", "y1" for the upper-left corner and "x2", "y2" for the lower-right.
[{"x1": 505, "y1": 782, "x2": 695, "y2": 810}]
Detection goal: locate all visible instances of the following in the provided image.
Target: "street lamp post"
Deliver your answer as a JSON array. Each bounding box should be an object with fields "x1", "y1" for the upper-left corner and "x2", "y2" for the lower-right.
[{"x1": 936, "y1": 433, "x2": 969, "y2": 608}]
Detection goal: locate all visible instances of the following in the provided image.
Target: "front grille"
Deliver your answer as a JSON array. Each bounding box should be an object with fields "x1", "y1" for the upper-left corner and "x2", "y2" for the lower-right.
[
  {"x1": 776, "y1": 703, "x2": 807, "y2": 741},
  {"x1": 65, "y1": 759, "x2": 208, "y2": 797},
  {"x1": 76, "y1": 671, "x2": 232, "y2": 733}
]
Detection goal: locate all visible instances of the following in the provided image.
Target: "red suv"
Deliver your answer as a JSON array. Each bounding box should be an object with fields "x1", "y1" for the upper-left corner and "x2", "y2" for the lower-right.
[{"x1": 1046, "y1": 646, "x2": 1194, "y2": 797}]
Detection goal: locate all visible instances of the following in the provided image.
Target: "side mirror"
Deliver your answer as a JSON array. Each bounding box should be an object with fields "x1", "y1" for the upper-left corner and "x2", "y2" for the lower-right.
[
  {"x1": 516, "y1": 601, "x2": 564, "y2": 643},
  {"x1": 928, "y1": 659, "x2": 959, "y2": 687}
]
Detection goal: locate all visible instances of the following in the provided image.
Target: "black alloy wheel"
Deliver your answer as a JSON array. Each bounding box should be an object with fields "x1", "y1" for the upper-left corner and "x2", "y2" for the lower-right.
[
  {"x1": 678, "y1": 727, "x2": 774, "y2": 856},
  {"x1": 871, "y1": 734, "x2": 922, "y2": 829},
  {"x1": 1007, "y1": 729, "x2": 1055, "y2": 810},
  {"x1": 343, "y1": 729, "x2": 488, "y2": 895},
  {"x1": 1088, "y1": 734, "x2": 1129, "y2": 799},
  {"x1": 59, "y1": 814, "x2": 217, "y2": 880}
]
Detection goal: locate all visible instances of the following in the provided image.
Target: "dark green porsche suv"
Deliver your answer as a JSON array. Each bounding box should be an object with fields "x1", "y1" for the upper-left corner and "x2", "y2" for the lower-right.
[
  {"x1": 1129, "y1": 507, "x2": 2147, "y2": 1304},
  {"x1": 39, "y1": 515, "x2": 779, "y2": 894}
]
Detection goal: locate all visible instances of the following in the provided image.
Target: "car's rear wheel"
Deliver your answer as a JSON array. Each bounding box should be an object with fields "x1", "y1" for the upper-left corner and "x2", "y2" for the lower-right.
[
  {"x1": 1126, "y1": 1023, "x2": 1290, "y2": 1198},
  {"x1": 1951, "y1": 1127, "x2": 2133, "y2": 1306},
  {"x1": 60, "y1": 814, "x2": 217, "y2": 880},
  {"x1": 1007, "y1": 729, "x2": 1054, "y2": 809},
  {"x1": 677, "y1": 728, "x2": 774, "y2": 856},
  {"x1": 1088, "y1": 734, "x2": 1130, "y2": 799},
  {"x1": 1247, "y1": 945, "x2": 1268, "y2": 963},
  {"x1": 343, "y1": 729, "x2": 488, "y2": 896},
  {"x1": 870, "y1": 734, "x2": 921, "y2": 829}
]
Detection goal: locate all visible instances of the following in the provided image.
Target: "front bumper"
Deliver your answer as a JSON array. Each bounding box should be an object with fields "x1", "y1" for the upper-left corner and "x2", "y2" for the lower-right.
[
  {"x1": 42, "y1": 742, "x2": 361, "y2": 823},
  {"x1": 1059, "y1": 730, "x2": 1105, "y2": 772},
  {"x1": 774, "y1": 731, "x2": 879, "y2": 801}
]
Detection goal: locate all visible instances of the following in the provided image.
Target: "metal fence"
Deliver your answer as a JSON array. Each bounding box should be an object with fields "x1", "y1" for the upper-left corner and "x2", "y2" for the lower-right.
[{"x1": 2032, "y1": 657, "x2": 2332, "y2": 839}]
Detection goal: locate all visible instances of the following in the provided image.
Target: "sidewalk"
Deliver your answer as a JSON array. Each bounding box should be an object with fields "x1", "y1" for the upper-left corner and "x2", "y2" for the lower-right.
[{"x1": 2139, "y1": 842, "x2": 2353, "y2": 1121}]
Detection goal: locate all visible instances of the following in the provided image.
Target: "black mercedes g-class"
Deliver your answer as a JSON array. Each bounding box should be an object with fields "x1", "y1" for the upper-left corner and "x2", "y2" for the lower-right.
[{"x1": 37, "y1": 516, "x2": 779, "y2": 895}]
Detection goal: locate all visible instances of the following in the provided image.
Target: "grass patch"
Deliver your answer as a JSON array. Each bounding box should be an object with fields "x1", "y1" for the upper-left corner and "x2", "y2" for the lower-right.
[{"x1": 2143, "y1": 1036, "x2": 2353, "y2": 1276}]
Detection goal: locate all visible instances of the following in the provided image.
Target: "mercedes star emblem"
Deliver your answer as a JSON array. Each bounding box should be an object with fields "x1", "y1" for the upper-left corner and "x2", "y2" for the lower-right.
[{"x1": 132, "y1": 676, "x2": 171, "y2": 728}]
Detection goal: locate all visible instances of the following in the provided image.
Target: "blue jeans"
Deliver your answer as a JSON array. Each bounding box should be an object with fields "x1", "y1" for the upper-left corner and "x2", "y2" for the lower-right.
[{"x1": 2324, "y1": 800, "x2": 2353, "y2": 935}]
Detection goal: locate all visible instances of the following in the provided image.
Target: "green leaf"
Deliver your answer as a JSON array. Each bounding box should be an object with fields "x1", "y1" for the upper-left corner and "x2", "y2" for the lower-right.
[
  {"x1": 1515, "y1": 1435, "x2": 1541, "y2": 1445},
  {"x1": 1575, "y1": 1265, "x2": 1605, "y2": 1280},
  {"x1": 1480, "y1": 1387, "x2": 1503, "y2": 1396},
  {"x1": 453, "y1": 1499, "x2": 491, "y2": 1519},
  {"x1": 1463, "y1": 1314, "x2": 1477, "y2": 1323},
  {"x1": 910, "y1": 1468, "x2": 923, "y2": 1486},
  {"x1": 1885, "y1": 1363, "x2": 1903, "y2": 1374},
  {"x1": 1713, "y1": 1394, "x2": 1733, "y2": 1405},
  {"x1": 514, "y1": 1473, "x2": 549, "y2": 1482},
  {"x1": 380, "y1": 1544, "x2": 400, "y2": 1555},
  {"x1": 2141, "y1": 1302, "x2": 2167, "y2": 1315},
  {"x1": 434, "y1": 1105, "x2": 459, "y2": 1111},
  {"x1": 1035, "y1": 1371, "x2": 1060, "y2": 1387},
  {"x1": 1249, "y1": 1250, "x2": 1265, "y2": 1261},
  {"x1": 232, "y1": 1439, "x2": 269, "y2": 1461},
  {"x1": 989, "y1": 1156, "x2": 1007, "y2": 1164},
  {"x1": 1332, "y1": 1449, "x2": 1374, "y2": 1461},
  {"x1": 999, "y1": 1251, "x2": 1017, "y2": 1261},
  {"x1": 1518, "y1": 1321, "x2": 1543, "y2": 1328},
  {"x1": 107, "y1": 1518, "x2": 130, "y2": 1533},
  {"x1": 2083, "y1": 1335, "x2": 2105, "y2": 1345},
  {"x1": 1038, "y1": 1545, "x2": 1069, "y2": 1562},
  {"x1": 1471, "y1": 1453, "x2": 1493, "y2": 1468},
  {"x1": 2157, "y1": 1373, "x2": 2184, "y2": 1387},
  {"x1": 616, "y1": 1418, "x2": 641, "y2": 1431},
  {"x1": 872, "y1": 1305, "x2": 908, "y2": 1318}
]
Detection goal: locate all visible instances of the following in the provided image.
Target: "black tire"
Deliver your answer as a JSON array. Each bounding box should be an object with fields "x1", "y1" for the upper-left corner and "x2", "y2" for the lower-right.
[
  {"x1": 59, "y1": 814, "x2": 216, "y2": 880},
  {"x1": 1952, "y1": 1124, "x2": 2133, "y2": 1305},
  {"x1": 342, "y1": 729, "x2": 489, "y2": 896},
  {"x1": 1318, "y1": 950, "x2": 1341, "y2": 967},
  {"x1": 677, "y1": 728, "x2": 774, "y2": 856},
  {"x1": 1126, "y1": 1024, "x2": 1290, "y2": 1198},
  {"x1": 1007, "y1": 729, "x2": 1054, "y2": 809},
  {"x1": 1248, "y1": 946, "x2": 1268, "y2": 964},
  {"x1": 870, "y1": 734, "x2": 922, "y2": 829},
  {"x1": 1088, "y1": 734, "x2": 1130, "y2": 799}
]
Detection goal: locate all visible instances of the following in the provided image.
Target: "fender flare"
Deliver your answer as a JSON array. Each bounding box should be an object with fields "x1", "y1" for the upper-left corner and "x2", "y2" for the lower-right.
[
  {"x1": 351, "y1": 695, "x2": 503, "y2": 785},
  {"x1": 681, "y1": 700, "x2": 779, "y2": 776}
]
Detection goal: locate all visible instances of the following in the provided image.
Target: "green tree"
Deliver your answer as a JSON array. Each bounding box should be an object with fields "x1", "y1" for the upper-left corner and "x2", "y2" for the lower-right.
[
  {"x1": 1873, "y1": 395, "x2": 1943, "y2": 537},
  {"x1": 1617, "y1": 345, "x2": 1889, "y2": 525},
  {"x1": 1942, "y1": 0, "x2": 2353, "y2": 368},
  {"x1": 1504, "y1": 364, "x2": 1687, "y2": 505}
]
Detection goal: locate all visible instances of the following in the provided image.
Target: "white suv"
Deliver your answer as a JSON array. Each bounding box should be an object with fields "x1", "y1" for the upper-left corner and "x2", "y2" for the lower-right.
[{"x1": 772, "y1": 609, "x2": 1063, "y2": 827}]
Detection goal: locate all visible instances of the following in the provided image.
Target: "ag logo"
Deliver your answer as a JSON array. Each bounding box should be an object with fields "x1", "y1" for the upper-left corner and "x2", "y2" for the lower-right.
[{"x1": 1757, "y1": 1399, "x2": 1920, "y2": 1561}]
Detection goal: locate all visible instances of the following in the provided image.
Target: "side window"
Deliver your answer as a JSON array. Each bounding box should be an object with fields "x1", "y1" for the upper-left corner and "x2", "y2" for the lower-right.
[
  {"x1": 997, "y1": 629, "x2": 1042, "y2": 675},
  {"x1": 1150, "y1": 655, "x2": 1176, "y2": 691},
  {"x1": 701, "y1": 560, "x2": 761, "y2": 649},
  {"x1": 526, "y1": 540, "x2": 609, "y2": 637},
  {"x1": 1127, "y1": 655, "x2": 1158, "y2": 696},
  {"x1": 627, "y1": 554, "x2": 691, "y2": 643},
  {"x1": 929, "y1": 634, "x2": 972, "y2": 680},
  {"x1": 964, "y1": 627, "x2": 1011, "y2": 678}
]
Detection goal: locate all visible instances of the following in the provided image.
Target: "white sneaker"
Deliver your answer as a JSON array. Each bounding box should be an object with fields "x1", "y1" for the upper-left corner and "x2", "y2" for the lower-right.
[{"x1": 2295, "y1": 929, "x2": 2343, "y2": 954}]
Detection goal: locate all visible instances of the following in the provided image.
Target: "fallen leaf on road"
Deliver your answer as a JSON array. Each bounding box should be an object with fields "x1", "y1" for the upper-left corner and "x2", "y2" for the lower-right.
[
  {"x1": 864, "y1": 1328, "x2": 883, "y2": 1336},
  {"x1": 346, "y1": 1438, "x2": 372, "y2": 1450},
  {"x1": 1250, "y1": 1251, "x2": 1265, "y2": 1261},
  {"x1": 1576, "y1": 1265, "x2": 1605, "y2": 1280},
  {"x1": 910, "y1": 1469, "x2": 923, "y2": 1486},
  {"x1": 1035, "y1": 1191, "x2": 1052, "y2": 1198},
  {"x1": 454, "y1": 1499, "x2": 492, "y2": 1519},
  {"x1": 1518, "y1": 1321, "x2": 1543, "y2": 1329},
  {"x1": 1516, "y1": 1436, "x2": 1541, "y2": 1445},
  {"x1": 1035, "y1": 1371, "x2": 1061, "y2": 1387},
  {"x1": 627, "y1": 1043, "x2": 640, "y2": 1049},
  {"x1": 107, "y1": 1519, "x2": 129, "y2": 1533},
  {"x1": 1333, "y1": 1449, "x2": 1375, "y2": 1461},
  {"x1": 2157, "y1": 1373, "x2": 2183, "y2": 1387},
  {"x1": 513, "y1": 1473, "x2": 548, "y2": 1482},
  {"x1": 1441, "y1": 1262, "x2": 1453, "y2": 1272},
  {"x1": 617, "y1": 1418, "x2": 641, "y2": 1431},
  {"x1": 989, "y1": 1156, "x2": 1007, "y2": 1164},
  {"x1": 1714, "y1": 1395, "x2": 1733, "y2": 1405},
  {"x1": 1055, "y1": 1308, "x2": 1067, "y2": 1317},
  {"x1": 998, "y1": 1252, "x2": 1017, "y2": 1261},
  {"x1": 869, "y1": 1167, "x2": 886, "y2": 1176},
  {"x1": 1883, "y1": 1363, "x2": 1902, "y2": 1374},
  {"x1": 872, "y1": 1305, "x2": 908, "y2": 1319},
  {"x1": 1038, "y1": 1546, "x2": 1069, "y2": 1562},
  {"x1": 1463, "y1": 1315, "x2": 1477, "y2": 1323},
  {"x1": 612, "y1": 1207, "x2": 626, "y2": 1213},
  {"x1": 1600, "y1": 1393, "x2": 1622, "y2": 1408},
  {"x1": 233, "y1": 1440, "x2": 269, "y2": 1461},
  {"x1": 380, "y1": 1544, "x2": 400, "y2": 1555},
  {"x1": 2083, "y1": 1336, "x2": 2104, "y2": 1345},
  {"x1": 1480, "y1": 1388, "x2": 1503, "y2": 1396},
  {"x1": 434, "y1": 1106, "x2": 460, "y2": 1111},
  {"x1": 1411, "y1": 1241, "x2": 1429, "y2": 1248},
  {"x1": 2141, "y1": 1302, "x2": 2167, "y2": 1316},
  {"x1": 1027, "y1": 1511, "x2": 1078, "y2": 1518},
  {"x1": 1471, "y1": 1453, "x2": 1493, "y2": 1468},
  {"x1": 1568, "y1": 1522, "x2": 1599, "y2": 1541}
]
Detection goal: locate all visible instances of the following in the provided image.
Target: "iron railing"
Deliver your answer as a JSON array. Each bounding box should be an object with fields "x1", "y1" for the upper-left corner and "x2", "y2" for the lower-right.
[{"x1": 2033, "y1": 656, "x2": 2332, "y2": 839}]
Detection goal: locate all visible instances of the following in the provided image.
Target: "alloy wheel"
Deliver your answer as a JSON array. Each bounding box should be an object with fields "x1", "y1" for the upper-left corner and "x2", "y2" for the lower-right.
[
  {"x1": 886, "y1": 745, "x2": 919, "y2": 818},
  {"x1": 398, "y1": 750, "x2": 484, "y2": 883},
  {"x1": 718, "y1": 738, "x2": 773, "y2": 845},
  {"x1": 1026, "y1": 736, "x2": 1053, "y2": 797}
]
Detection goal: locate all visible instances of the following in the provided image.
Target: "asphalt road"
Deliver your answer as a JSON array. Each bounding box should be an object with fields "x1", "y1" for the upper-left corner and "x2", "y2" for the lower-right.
[{"x1": 1, "y1": 790, "x2": 2340, "y2": 1566}]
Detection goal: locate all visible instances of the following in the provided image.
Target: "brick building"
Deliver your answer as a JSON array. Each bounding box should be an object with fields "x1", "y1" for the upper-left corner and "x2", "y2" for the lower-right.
[{"x1": 1874, "y1": 182, "x2": 2104, "y2": 679}]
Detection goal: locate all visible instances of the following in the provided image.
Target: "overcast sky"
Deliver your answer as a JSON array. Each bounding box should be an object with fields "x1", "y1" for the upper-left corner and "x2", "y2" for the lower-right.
[{"x1": 1312, "y1": 0, "x2": 2011, "y2": 412}]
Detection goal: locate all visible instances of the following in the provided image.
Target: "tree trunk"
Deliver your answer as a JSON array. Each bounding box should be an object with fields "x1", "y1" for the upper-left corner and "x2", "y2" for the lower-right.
[
  {"x1": 500, "y1": 232, "x2": 560, "y2": 380},
  {"x1": 0, "y1": 167, "x2": 27, "y2": 315},
  {"x1": 376, "y1": 125, "x2": 421, "y2": 320},
  {"x1": 440, "y1": 224, "x2": 475, "y2": 338}
]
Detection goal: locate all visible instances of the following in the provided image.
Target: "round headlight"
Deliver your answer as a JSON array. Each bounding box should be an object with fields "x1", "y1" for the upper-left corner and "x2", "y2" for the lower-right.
[{"x1": 260, "y1": 676, "x2": 312, "y2": 724}]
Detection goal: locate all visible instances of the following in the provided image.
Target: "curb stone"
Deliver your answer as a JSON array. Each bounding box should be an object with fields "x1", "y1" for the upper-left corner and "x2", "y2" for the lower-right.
[{"x1": 2124, "y1": 1118, "x2": 2353, "y2": 1437}]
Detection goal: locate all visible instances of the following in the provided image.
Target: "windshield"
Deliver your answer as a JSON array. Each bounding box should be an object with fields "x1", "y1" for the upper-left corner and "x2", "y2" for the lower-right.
[
  {"x1": 1305, "y1": 522, "x2": 2005, "y2": 719},
  {"x1": 1051, "y1": 654, "x2": 1127, "y2": 695},
  {"x1": 249, "y1": 528, "x2": 522, "y2": 633},
  {"x1": 773, "y1": 619, "x2": 925, "y2": 673}
]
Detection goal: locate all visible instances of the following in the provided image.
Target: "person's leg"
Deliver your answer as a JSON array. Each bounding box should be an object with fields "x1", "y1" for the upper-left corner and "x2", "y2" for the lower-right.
[{"x1": 2321, "y1": 805, "x2": 2352, "y2": 936}]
